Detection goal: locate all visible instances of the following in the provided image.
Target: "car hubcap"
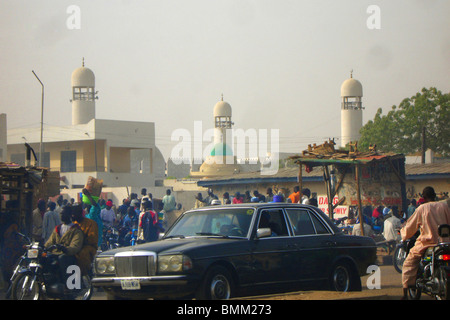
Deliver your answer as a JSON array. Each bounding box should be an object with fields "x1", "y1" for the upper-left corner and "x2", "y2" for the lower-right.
[
  {"x1": 333, "y1": 266, "x2": 350, "y2": 292},
  {"x1": 210, "y1": 274, "x2": 230, "y2": 300}
]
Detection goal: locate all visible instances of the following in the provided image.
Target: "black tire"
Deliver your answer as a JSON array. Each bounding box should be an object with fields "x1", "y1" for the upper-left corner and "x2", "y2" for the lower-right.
[
  {"x1": 196, "y1": 265, "x2": 235, "y2": 300},
  {"x1": 408, "y1": 286, "x2": 422, "y2": 300},
  {"x1": 329, "y1": 261, "x2": 361, "y2": 292},
  {"x1": 74, "y1": 275, "x2": 93, "y2": 300},
  {"x1": 11, "y1": 273, "x2": 41, "y2": 300},
  {"x1": 393, "y1": 246, "x2": 407, "y2": 274},
  {"x1": 437, "y1": 267, "x2": 450, "y2": 300}
]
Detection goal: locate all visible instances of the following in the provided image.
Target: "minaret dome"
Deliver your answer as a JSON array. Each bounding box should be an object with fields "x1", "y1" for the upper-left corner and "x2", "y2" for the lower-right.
[{"x1": 71, "y1": 58, "x2": 96, "y2": 125}]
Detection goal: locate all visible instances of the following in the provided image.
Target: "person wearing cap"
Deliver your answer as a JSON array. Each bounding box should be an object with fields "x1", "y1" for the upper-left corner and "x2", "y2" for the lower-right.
[{"x1": 100, "y1": 200, "x2": 116, "y2": 228}]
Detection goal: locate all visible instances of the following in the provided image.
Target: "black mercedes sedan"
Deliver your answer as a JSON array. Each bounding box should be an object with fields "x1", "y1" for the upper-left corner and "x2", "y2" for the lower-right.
[{"x1": 91, "y1": 203, "x2": 377, "y2": 300}]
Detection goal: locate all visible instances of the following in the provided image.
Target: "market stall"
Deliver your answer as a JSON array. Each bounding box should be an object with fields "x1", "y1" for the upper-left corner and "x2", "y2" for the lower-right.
[
  {"x1": 0, "y1": 162, "x2": 60, "y2": 236},
  {"x1": 290, "y1": 140, "x2": 407, "y2": 236}
]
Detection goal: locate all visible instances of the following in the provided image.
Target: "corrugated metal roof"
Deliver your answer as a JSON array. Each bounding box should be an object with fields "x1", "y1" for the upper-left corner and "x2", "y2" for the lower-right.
[{"x1": 406, "y1": 162, "x2": 450, "y2": 176}]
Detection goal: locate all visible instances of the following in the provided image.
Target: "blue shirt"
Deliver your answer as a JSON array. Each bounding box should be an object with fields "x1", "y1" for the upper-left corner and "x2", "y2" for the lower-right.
[{"x1": 86, "y1": 204, "x2": 103, "y2": 247}]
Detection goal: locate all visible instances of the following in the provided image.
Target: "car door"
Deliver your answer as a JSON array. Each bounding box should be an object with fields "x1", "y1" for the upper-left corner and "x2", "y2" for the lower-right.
[
  {"x1": 249, "y1": 208, "x2": 298, "y2": 285},
  {"x1": 285, "y1": 208, "x2": 335, "y2": 282}
]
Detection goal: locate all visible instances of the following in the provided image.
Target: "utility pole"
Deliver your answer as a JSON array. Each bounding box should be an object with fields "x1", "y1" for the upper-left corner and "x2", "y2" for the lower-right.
[
  {"x1": 32, "y1": 70, "x2": 44, "y2": 167},
  {"x1": 421, "y1": 126, "x2": 426, "y2": 164}
]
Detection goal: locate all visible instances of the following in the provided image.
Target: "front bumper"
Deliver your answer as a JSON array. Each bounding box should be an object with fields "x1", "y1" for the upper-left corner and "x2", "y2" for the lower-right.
[
  {"x1": 92, "y1": 274, "x2": 200, "y2": 299},
  {"x1": 92, "y1": 275, "x2": 189, "y2": 287}
]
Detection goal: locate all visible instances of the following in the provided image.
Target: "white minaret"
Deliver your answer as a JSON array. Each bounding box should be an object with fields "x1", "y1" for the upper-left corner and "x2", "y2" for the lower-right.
[
  {"x1": 210, "y1": 95, "x2": 234, "y2": 164},
  {"x1": 213, "y1": 94, "x2": 233, "y2": 145},
  {"x1": 71, "y1": 58, "x2": 96, "y2": 125},
  {"x1": 340, "y1": 71, "x2": 363, "y2": 148}
]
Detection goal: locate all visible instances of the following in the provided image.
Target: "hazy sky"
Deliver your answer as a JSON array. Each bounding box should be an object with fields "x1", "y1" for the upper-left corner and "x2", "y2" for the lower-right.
[{"x1": 1, "y1": 0, "x2": 449, "y2": 160}]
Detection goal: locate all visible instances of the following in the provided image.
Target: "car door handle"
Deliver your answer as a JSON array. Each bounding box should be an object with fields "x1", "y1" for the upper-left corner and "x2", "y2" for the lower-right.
[{"x1": 324, "y1": 241, "x2": 337, "y2": 246}]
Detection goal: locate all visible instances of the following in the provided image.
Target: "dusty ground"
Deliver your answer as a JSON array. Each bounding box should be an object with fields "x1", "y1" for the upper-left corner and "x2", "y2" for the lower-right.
[{"x1": 241, "y1": 249, "x2": 416, "y2": 300}]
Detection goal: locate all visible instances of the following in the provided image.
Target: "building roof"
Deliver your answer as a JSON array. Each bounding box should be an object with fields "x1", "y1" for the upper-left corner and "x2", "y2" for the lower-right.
[{"x1": 405, "y1": 162, "x2": 450, "y2": 180}]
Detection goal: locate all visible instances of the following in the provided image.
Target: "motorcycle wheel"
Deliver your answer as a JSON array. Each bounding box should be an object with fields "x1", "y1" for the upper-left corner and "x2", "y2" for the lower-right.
[
  {"x1": 437, "y1": 267, "x2": 450, "y2": 300},
  {"x1": 11, "y1": 273, "x2": 41, "y2": 300},
  {"x1": 408, "y1": 286, "x2": 422, "y2": 300},
  {"x1": 393, "y1": 246, "x2": 406, "y2": 274},
  {"x1": 73, "y1": 275, "x2": 93, "y2": 300}
]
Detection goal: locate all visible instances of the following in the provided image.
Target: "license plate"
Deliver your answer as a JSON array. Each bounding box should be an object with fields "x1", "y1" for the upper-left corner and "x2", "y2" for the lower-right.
[
  {"x1": 121, "y1": 279, "x2": 140, "y2": 290},
  {"x1": 27, "y1": 249, "x2": 39, "y2": 259}
]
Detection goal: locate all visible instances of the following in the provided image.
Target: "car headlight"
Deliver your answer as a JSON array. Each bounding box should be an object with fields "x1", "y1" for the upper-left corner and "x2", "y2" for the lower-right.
[
  {"x1": 95, "y1": 256, "x2": 115, "y2": 275},
  {"x1": 158, "y1": 255, "x2": 192, "y2": 273}
]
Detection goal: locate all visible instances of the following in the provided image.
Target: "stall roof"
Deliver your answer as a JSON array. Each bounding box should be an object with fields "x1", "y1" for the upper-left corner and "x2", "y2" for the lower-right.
[{"x1": 288, "y1": 140, "x2": 404, "y2": 167}]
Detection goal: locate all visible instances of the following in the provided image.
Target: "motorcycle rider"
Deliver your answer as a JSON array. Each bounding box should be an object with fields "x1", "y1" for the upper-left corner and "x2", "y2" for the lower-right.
[
  {"x1": 44, "y1": 206, "x2": 84, "y2": 291},
  {"x1": 400, "y1": 186, "x2": 450, "y2": 299}
]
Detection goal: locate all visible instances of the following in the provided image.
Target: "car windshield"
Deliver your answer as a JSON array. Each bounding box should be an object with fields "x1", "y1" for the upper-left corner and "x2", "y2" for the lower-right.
[{"x1": 165, "y1": 208, "x2": 255, "y2": 238}]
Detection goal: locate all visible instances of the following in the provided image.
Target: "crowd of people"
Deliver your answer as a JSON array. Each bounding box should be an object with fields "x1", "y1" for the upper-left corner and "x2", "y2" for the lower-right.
[
  {"x1": 82, "y1": 188, "x2": 183, "y2": 246},
  {"x1": 0, "y1": 187, "x2": 186, "y2": 291},
  {"x1": 192, "y1": 186, "x2": 319, "y2": 208}
]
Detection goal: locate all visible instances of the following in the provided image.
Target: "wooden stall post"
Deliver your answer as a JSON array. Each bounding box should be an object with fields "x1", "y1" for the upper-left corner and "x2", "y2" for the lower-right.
[{"x1": 355, "y1": 163, "x2": 364, "y2": 236}]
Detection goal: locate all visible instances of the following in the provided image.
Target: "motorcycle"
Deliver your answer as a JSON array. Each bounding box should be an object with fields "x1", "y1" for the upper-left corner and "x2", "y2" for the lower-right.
[
  {"x1": 4, "y1": 233, "x2": 29, "y2": 299},
  {"x1": 393, "y1": 235, "x2": 416, "y2": 274},
  {"x1": 10, "y1": 240, "x2": 93, "y2": 300},
  {"x1": 404, "y1": 224, "x2": 450, "y2": 300},
  {"x1": 101, "y1": 226, "x2": 120, "y2": 251}
]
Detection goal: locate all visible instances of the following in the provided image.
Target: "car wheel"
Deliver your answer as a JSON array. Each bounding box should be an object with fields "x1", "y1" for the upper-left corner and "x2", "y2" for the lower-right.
[
  {"x1": 330, "y1": 261, "x2": 360, "y2": 292},
  {"x1": 196, "y1": 265, "x2": 234, "y2": 300}
]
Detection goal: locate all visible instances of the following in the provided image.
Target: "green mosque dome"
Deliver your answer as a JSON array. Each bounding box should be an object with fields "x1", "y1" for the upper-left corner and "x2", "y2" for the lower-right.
[{"x1": 210, "y1": 143, "x2": 233, "y2": 156}]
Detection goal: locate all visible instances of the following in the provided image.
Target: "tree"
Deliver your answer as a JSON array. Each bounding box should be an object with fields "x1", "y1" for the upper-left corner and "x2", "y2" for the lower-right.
[{"x1": 359, "y1": 87, "x2": 450, "y2": 157}]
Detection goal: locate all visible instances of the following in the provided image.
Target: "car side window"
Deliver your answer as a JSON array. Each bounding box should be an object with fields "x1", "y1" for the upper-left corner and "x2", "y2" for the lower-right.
[
  {"x1": 309, "y1": 212, "x2": 330, "y2": 235},
  {"x1": 258, "y1": 209, "x2": 289, "y2": 237},
  {"x1": 285, "y1": 209, "x2": 315, "y2": 236}
]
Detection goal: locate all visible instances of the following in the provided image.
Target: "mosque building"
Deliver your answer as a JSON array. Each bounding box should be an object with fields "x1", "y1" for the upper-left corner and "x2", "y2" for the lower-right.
[
  {"x1": 340, "y1": 71, "x2": 364, "y2": 148},
  {"x1": 6, "y1": 60, "x2": 165, "y2": 188},
  {"x1": 189, "y1": 96, "x2": 243, "y2": 178}
]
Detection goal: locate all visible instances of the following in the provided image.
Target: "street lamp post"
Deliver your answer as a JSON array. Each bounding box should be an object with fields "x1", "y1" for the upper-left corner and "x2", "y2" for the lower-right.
[{"x1": 32, "y1": 70, "x2": 44, "y2": 167}]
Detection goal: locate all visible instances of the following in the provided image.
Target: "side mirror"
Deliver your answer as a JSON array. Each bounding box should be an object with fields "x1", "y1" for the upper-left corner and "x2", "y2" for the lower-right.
[
  {"x1": 256, "y1": 228, "x2": 272, "y2": 238},
  {"x1": 438, "y1": 224, "x2": 450, "y2": 238}
]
